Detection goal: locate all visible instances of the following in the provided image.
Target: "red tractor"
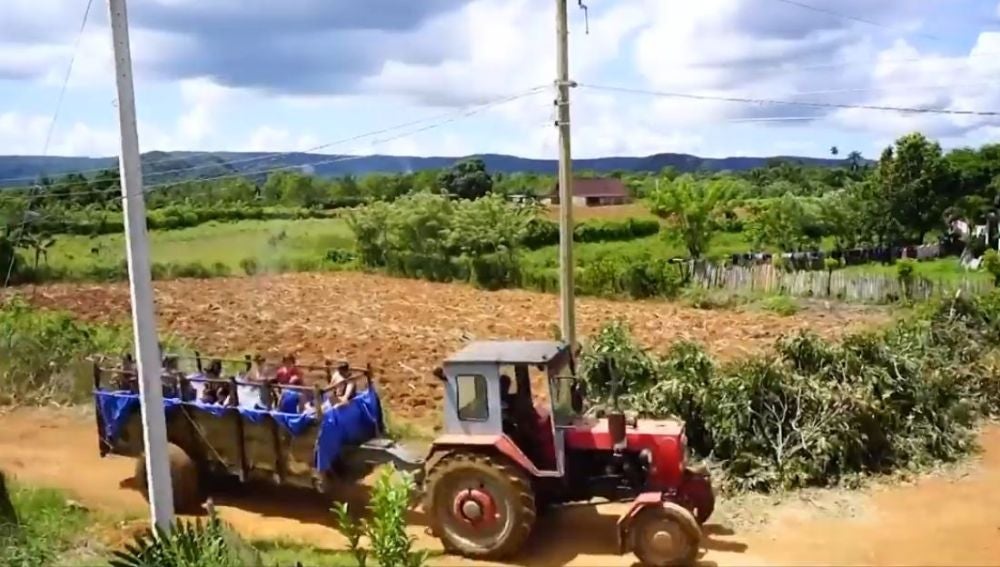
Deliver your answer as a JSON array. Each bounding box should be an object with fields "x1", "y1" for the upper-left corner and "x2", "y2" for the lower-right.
[{"x1": 423, "y1": 340, "x2": 714, "y2": 566}]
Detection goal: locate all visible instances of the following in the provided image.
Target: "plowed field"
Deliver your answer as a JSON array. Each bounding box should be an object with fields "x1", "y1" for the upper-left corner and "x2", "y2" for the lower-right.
[{"x1": 13, "y1": 272, "x2": 887, "y2": 425}]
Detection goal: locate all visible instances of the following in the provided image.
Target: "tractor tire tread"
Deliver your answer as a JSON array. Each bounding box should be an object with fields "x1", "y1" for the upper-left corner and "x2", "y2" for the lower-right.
[{"x1": 423, "y1": 450, "x2": 536, "y2": 560}]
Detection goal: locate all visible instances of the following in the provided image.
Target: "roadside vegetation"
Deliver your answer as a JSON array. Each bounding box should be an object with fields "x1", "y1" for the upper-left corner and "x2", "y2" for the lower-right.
[{"x1": 580, "y1": 291, "x2": 1000, "y2": 492}]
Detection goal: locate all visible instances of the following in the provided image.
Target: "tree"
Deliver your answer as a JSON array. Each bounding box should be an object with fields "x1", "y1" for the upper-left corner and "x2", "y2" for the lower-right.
[
  {"x1": 830, "y1": 146, "x2": 839, "y2": 156},
  {"x1": 860, "y1": 133, "x2": 955, "y2": 245},
  {"x1": 846, "y1": 150, "x2": 864, "y2": 174},
  {"x1": 437, "y1": 158, "x2": 493, "y2": 200},
  {"x1": 648, "y1": 175, "x2": 740, "y2": 259},
  {"x1": 745, "y1": 194, "x2": 824, "y2": 252}
]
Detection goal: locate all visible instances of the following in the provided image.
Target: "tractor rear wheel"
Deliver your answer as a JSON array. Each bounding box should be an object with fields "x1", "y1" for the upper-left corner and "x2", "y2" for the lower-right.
[
  {"x1": 678, "y1": 468, "x2": 715, "y2": 524},
  {"x1": 135, "y1": 443, "x2": 202, "y2": 514},
  {"x1": 423, "y1": 452, "x2": 536, "y2": 560},
  {"x1": 630, "y1": 502, "x2": 700, "y2": 567}
]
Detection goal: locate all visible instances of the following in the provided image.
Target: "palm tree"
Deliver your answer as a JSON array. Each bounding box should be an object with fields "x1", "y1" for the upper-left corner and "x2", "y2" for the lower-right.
[{"x1": 847, "y1": 150, "x2": 864, "y2": 173}]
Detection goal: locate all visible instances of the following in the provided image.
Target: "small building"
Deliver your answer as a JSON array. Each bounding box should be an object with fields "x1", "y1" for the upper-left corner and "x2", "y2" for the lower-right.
[{"x1": 549, "y1": 177, "x2": 631, "y2": 207}]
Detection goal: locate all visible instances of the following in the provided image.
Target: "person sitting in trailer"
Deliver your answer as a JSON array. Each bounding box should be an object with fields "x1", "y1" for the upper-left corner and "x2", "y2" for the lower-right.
[
  {"x1": 275, "y1": 371, "x2": 306, "y2": 413},
  {"x1": 275, "y1": 354, "x2": 302, "y2": 385},
  {"x1": 329, "y1": 362, "x2": 356, "y2": 408}
]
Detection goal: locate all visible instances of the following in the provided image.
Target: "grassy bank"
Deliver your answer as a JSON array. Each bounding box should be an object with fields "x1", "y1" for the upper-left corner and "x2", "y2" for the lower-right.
[{"x1": 1, "y1": 479, "x2": 92, "y2": 567}]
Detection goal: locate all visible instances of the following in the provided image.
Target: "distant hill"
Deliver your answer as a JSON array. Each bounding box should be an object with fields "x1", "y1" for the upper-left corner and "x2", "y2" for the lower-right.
[{"x1": 0, "y1": 150, "x2": 850, "y2": 188}]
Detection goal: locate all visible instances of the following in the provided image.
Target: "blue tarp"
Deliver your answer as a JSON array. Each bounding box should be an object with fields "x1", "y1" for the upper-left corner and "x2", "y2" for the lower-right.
[{"x1": 94, "y1": 387, "x2": 383, "y2": 473}]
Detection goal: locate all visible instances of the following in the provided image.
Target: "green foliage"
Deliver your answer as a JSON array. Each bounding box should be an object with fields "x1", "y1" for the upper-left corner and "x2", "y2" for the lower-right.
[
  {"x1": 982, "y1": 249, "x2": 1000, "y2": 286},
  {"x1": 897, "y1": 258, "x2": 917, "y2": 299},
  {"x1": 0, "y1": 479, "x2": 90, "y2": 567},
  {"x1": 573, "y1": 254, "x2": 684, "y2": 299},
  {"x1": 332, "y1": 466, "x2": 427, "y2": 567},
  {"x1": 745, "y1": 194, "x2": 825, "y2": 251},
  {"x1": 0, "y1": 299, "x2": 135, "y2": 405},
  {"x1": 109, "y1": 505, "x2": 260, "y2": 567},
  {"x1": 755, "y1": 295, "x2": 799, "y2": 316},
  {"x1": 582, "y1": 294, "x2": 1000, "y2": 491},
  {"x1": 437, "y1": 158, "x2": 493, "y2": 200},
  {"x1": 649, "y1": 175, "x2": 741, "y2": 258},
  {"x1": 856, "y1": 133, "x2": 954, "y2": 245},
  {"x1": 517, "y1": 217, "x2": 659, "y2": 249}
]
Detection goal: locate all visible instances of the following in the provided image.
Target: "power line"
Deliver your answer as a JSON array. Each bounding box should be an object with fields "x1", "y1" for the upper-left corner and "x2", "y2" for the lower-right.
[
  {"x1": 578, "y1": 83, "x2": 1000, "y2": 117},
  {"x1": 14, "y1": 87, "x2": 548, "y2": 204},
  {"x1": 2, "y1": 85, "x2": 548, "y2": 193},
  {"x1": 768, "y1": 0, "x2": 947, "y2": 43}
]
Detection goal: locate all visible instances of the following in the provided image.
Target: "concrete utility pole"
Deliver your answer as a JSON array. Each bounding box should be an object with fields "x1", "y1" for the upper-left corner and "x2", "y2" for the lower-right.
[
  {"x1": 555, "y1": 0, "x2": 576, "y2": 348},
  {"x1": 107, "y1": 0, "x2": 174, "y2": 531}
]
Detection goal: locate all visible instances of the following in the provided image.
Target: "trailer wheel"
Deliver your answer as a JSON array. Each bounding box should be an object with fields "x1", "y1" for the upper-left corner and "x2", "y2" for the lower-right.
[
  {"x1": 134, "y1": 443, "x2": 202, "y2": 514},
  {"x1": 630, "y1": 503, "x2": 700, "y2": 567},
  {"x1": 423, "y1": 451, "x2": 535, "y2": 560}
]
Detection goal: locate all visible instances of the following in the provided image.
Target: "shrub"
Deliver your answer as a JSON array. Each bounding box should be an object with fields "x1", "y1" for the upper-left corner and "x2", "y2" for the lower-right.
[
  {"x1": 332, "y1": 466, "x2": 426, "y2": 567},
  {"x1": 581, "y1": 294, "x2": 1000, "y2": 491},
  {"x1": 325, "y1": 249, "x2": 357, "y2": 265},
  {"x1": 982, "y1": 249, "x2": 1000, "y2": 286},
  {"x1": 469, "y1": 252, "x2": 520, "y2": 291},
  {"x1": 109, "y1": 504, "x2": 261, "y2": 567},
  {"x1": 757, "y1": 295, "x2": 799, "y2": 316},
  {"x1": 239, "y1": 258, "x2": 259, "y2": 276},
  {"x1": 896, "y1": 258, "x2": 917, "y2": 299}
]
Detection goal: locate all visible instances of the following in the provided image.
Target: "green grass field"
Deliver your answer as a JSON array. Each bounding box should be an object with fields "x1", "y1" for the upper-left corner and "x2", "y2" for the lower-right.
[
  {"x1": 840, "y1": 257, "x2": 991, "y2": 284},
  {"x1": 33, "y1": 213, "x2": 986, "y2": 289},
  {"x1": 45, "y1": 218, "x2": 353, "y2": 274}
]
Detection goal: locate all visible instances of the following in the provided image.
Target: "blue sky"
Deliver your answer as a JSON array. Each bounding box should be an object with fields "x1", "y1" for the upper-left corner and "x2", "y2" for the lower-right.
[{"x1": 1, "y1": 0, "x2": 999, "y2": 161}]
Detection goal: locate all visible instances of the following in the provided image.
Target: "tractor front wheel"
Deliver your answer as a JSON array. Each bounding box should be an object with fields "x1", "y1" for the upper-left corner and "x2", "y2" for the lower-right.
[
  {"x1": 630, "y1": 502, "x2": 701, "y2": 567},
  {"x1": 423, "y1": 452, "x2": 536, "y2": 560},
  {"x1": 678, "y1": 467, "x2": 715, "y2": 524},
  {"x1": 134, "y1": 442, "x2": 202, "y2": 514}
]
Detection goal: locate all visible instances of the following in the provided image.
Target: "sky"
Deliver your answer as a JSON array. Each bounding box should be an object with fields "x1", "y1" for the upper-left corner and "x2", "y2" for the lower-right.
[{"x1": 1, "y1": 0, "x2": 1000, "y2": 162}]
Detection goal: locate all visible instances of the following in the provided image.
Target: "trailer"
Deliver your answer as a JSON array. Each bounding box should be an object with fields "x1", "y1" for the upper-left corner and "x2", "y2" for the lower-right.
[{"x1": 92, "y1": 354, "x2": 423, "y2": 512}]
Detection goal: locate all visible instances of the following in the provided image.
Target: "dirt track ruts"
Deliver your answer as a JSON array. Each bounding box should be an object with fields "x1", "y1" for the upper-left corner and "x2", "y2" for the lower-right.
[{"x1": 1, "y1": 407, "x2": 999, "y2": 566}]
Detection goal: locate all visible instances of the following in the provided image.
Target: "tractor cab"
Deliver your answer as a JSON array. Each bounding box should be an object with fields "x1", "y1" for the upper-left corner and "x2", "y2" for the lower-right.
[{"x1": 433, "y1": 340, "x2": 582, "y2": 475}]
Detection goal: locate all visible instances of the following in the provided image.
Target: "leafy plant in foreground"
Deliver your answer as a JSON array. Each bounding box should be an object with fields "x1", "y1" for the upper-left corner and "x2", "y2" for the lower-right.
[{"x1": 332, "y1": 465, "x2": 427, "y2": 567}]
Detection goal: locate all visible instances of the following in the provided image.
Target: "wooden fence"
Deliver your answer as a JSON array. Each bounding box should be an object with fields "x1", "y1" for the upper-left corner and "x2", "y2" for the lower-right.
[{"x1": 688, "y1": 262, "x2": 992, "y2": 303}]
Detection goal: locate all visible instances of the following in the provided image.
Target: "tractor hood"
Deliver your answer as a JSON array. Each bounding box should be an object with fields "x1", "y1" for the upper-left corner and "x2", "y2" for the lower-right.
[{"x1": 564, "y1": 416, "x2": 686, "y2": 449}]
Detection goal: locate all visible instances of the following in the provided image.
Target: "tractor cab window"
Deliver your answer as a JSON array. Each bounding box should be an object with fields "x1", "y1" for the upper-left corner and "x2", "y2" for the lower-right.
[{"x1": 456, "y1": 374, "x2": 489, "y2": 421}]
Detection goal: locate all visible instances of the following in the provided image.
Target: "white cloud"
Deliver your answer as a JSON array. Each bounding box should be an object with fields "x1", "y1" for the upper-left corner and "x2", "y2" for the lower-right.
[
  {"x1": 243, "y1": 126, "x2": 320, "y2": 153},
  {"x1": 0, "y1": 112, "x2": 118, "y2": 156}
]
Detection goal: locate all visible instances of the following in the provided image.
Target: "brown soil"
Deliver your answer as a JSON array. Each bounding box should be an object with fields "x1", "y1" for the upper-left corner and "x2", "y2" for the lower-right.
[
  {"x1": 1, "y1": 407, "x2": 999, "y2": 566},
  {"x1": 8, "y1": 272, "x2": 886, "y2": 427}
]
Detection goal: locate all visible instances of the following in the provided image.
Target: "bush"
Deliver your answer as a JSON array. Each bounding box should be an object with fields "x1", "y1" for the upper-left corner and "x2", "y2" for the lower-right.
[
  {"x1": 110, "y1": 504, "x2": 261, "y2": 567},
  {"x1": 757, "y1": 295, "x2": 799, "y2": 316},
  {"x1": 239, "y1": 258, "x2": 259, "y2": 276},
  {"x1": 325, "y1": 249, "x2": 356, "y2": 265},
  {"x1": 582, "y1": 294, "x2": 1000, "y2": 491},
  {"x1": 982, "y1": 249, "x2": 1000, "y2": 286},
  {"x1": 575, "y1": 255, "x2": 683, "y2": 299},
  {"x1": 520, "y1": 217, "x2": 660, "y2": 249},
  {"x1": 332, "y1": 466, "x2": 426, "y2": 567},
  {"x1": 469, "y1": 252, "x2": 520, "y2": 291}
]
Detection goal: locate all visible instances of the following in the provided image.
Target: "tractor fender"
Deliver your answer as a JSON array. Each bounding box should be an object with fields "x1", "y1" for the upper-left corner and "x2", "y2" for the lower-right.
[
  {"x1": 616, "y1": 493, "x2": 701, "y2": 554},
  {"x1": 425, "y1": 434, "x2": 553, "y2": 478}
]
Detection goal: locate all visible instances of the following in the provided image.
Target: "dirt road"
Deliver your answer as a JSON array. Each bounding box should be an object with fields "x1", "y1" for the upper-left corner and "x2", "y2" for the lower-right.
[{"x1": 2, "y1": 407, "x2": 999, "y2": 566}]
